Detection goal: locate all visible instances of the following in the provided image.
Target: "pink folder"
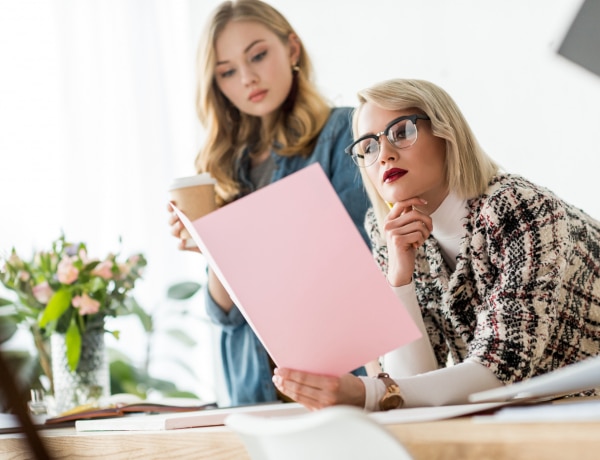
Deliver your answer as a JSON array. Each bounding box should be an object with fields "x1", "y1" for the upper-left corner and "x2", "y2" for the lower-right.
[{"x1": 173, "y1": 163, "x2": 420, "y2": 376}]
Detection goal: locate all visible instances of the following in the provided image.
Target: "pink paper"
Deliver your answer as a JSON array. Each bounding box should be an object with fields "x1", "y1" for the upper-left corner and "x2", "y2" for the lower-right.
[{"x1": 173, "y1": 163, "x2": 420, "y2": 376}]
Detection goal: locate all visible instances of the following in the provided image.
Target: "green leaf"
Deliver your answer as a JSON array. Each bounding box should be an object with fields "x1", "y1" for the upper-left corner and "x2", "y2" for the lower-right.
[
  {"x1": 165, "y1": 328, "x2": 196, "y2": 347},
  {"x1": 65, "y1": 319, "x2": 82, "y2": 371},
  {"x1": 0, "y1": 297, "x2": 14, "y2": 307},
  {"x1": 131, "y1": 303, "x2": 153, "y2": 333},
  {"x1": 167, "y1": 281, "x2": 201, "y2": 300},
  {"x1": 161, "y1": 390, "x2": 199, "y2": 399},
  {"x1": 0, "y1": 315, "x2": 18, "y2": 343},
  {"x1": 109, "y1": 330, "x2": 120, "y2": 340},
  {"x1": 39, "y1": 288, "x2": 72, "y2": 328},
  {"x1": 112, "y1": 296, "x2": 139, "y2": 316}
]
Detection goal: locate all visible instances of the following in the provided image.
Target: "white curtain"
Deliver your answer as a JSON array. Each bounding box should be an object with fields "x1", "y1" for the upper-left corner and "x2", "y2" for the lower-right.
[{"x1": 0, "y1": 0, "x2": 217, "y2": 402}]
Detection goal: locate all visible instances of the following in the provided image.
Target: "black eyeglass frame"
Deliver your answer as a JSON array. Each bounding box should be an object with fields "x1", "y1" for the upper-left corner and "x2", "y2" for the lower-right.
[{"x1": 345, "y1": 114, "x2": 431, "y2": 166}]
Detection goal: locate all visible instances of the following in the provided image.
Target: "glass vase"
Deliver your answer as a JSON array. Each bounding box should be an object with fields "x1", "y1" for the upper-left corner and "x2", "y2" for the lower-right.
[{"x1": 50, "y1": 327, "x2": 110, "y2": 415}]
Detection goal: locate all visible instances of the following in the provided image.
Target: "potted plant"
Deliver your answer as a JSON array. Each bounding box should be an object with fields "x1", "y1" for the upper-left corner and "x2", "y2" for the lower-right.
[{"x1": 0, "y1": 234, "x2": 146, "y2": 414}]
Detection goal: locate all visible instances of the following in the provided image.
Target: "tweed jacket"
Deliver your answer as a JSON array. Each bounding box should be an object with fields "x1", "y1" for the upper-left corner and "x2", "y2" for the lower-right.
[{"x1": 368, "y1": 173, "x2": 600, "y2": 385}]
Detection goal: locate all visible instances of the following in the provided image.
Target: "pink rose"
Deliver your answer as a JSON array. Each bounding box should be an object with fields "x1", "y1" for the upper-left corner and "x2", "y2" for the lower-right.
[
  {"x1": 57, "y1": 256, "x2": 79, "y2": 284},
  {"x1": 8, "y1": 253, "x2": 22, "y2": 266},
  {"x1": 92, "y1": 260, "x2": 113, "y2": 279},
  {"x1": 117, "y1": 263, "x2": 131, "y2": 278},
  {"x1": 78, "y1": 249, "x2": 89, "y2": 264},
  {"x1": 72, "y1": 294, "x2": 101, "y2": 315},
  {"x1": 32, "y1": 282, "x2": 53, "y2": 304},
  {"x1": 127, "y1": 255, "x2": 140, "y2": 265}
]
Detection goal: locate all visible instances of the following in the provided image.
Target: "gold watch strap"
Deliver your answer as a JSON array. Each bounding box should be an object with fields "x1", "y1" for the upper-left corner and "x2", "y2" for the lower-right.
[
  {"x1": 377, "y1": 372, "x2": 396, "y2": 389},
  {"x1": 376, "y1": 372, "x2": 404, "y2": 411}
]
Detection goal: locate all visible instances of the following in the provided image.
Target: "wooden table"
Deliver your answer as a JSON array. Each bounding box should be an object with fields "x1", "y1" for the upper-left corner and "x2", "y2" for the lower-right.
[{"x1": 2, "y1": 416, "x2": 600, "y2": 460}]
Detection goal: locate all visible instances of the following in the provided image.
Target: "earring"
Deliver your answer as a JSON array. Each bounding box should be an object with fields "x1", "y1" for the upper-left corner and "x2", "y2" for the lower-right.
[{"x1": 292, "y1": 63, "x2": 300, "y2": 73}]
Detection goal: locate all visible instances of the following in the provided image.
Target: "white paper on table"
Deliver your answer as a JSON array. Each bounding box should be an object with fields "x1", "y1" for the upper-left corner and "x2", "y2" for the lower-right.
[
  {"x1": 369, "y1": 402, "x2": 508, "y2": 424},
  {"x1": 473, "y1": 399, "x2": 600, "y2": 423},
  {"x1": 469, "y1": 355, "x2": 600, "y2": 403}
]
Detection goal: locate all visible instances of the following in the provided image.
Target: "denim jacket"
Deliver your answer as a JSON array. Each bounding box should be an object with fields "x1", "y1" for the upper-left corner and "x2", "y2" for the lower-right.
[{"x1": 205, "y1": 107, "x2": 369, "y2": 405}]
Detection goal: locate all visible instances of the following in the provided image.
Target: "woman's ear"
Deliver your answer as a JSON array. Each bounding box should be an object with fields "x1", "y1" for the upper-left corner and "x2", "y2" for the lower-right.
[{"x1": 288, "y1": 33, "x2": 301, "y2": 65}]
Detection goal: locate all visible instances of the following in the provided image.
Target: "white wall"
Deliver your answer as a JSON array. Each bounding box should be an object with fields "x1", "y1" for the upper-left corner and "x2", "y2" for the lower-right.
[
  {"x1": 1, "y1": 0, "x2": 599, "y2": 402},
  {"x1": 195, "y1": 0, "x2": 599, "y2": 217}
]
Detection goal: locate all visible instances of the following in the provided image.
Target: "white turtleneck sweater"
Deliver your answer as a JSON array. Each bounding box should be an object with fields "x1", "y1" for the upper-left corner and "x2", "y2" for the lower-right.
[{"x1": 360, "y1": 192, "x2": 503, "y2": 410}]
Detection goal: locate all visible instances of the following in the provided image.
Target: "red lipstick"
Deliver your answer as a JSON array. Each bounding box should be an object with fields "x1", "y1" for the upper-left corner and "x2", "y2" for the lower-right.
[{"x1": 383, "y1": 168, "x2": 407, "y2": 183}]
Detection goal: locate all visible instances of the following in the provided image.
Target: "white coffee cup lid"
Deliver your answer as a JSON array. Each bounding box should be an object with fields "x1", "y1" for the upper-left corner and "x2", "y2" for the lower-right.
[{"x1": 169, "y1": 173, "x2": 216, "y2": 190}]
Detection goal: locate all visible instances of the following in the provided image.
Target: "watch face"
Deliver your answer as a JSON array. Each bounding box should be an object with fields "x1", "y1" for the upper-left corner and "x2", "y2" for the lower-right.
[{"x1": 381, "y1": 394, "x2": 403, "y2": 411}]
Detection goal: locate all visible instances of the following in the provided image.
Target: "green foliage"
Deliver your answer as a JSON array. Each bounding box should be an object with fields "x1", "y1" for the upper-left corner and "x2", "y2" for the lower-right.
[
  {"x1": 0, "y1": 234, "x2": 146, "y2": 372},
  {"x1": 0, "y1": 318, "x2": 17, "y2": 344},
  {"x1": 106, "y1": 280, "x2": 205, "y2": 400},
  {"x1": 65, "y1": 319, "x2": 82, "y2": 371},
  {"x1": 0, "y1": 299, "x2": 17, "y2": 343},
  {"x1": 108, "y1": 349, "x2": 197, "y2": 399},
  {"x1": 2, "y1": 257, "x2": 204, "y2": 403},
  {"x1": 131, "y1": 302, "x2": 152, "y2": 333},
  {"x1": 39, "y1": 288, "x2": 72, "y2": 328},
  {"x1": 167, "y1": 281, "x2": 201, "y2": 300},
  {"x1": 0, "y1": 297, "x2": 13, "y2": 307}
]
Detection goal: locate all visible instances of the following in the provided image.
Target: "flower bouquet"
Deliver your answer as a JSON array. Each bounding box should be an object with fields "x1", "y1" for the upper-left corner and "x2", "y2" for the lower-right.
[{"x1": 0, "y1": 234, "x2": 146, "y2": 412}]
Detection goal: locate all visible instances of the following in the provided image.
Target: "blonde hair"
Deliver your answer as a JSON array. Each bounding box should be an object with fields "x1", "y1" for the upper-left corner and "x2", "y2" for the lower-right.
[
  {"x1": 352, "y1": 79, "x2": 498, "y2": 228},
  {"x1": 195, "y1": 0, "x2": 330, "y2": 206}
]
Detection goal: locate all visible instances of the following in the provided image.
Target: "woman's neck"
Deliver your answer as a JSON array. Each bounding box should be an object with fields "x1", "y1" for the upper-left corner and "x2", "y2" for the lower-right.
[
  {"x1": 430, "y1": 191, "x2": 468, "y2": 240},
  {"x1": 429, "y1": 191, "x2": 468, "y2": 271},
  {"x1": 250, "y1": 149, "x2": 271, "y2": 168}
]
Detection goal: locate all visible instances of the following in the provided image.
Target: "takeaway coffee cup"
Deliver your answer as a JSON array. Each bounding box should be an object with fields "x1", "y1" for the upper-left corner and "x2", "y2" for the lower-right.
[{"x1": 169, "y1": 173, "x2": 217, "y2": 248}]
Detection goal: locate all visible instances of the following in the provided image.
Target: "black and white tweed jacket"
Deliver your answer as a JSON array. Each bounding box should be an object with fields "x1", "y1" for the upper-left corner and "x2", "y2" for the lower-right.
[{"x1": 368, "y1": 173, "x2": 600, "y2": 385}]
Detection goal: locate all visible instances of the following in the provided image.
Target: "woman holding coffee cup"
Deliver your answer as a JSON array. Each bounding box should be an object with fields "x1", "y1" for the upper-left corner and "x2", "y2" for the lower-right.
[{"x1": 168, "y1": 0, "x2": 370, "y2": 406}]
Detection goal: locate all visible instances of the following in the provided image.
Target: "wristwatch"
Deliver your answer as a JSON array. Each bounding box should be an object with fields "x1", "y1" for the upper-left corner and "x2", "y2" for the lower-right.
[{"x1": 376, "y1": 373, "x2": 404, "y2": 411}]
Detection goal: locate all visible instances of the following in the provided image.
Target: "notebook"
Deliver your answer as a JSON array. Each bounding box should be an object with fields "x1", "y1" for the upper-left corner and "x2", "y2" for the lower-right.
[
  {"x1": 45, "y1": 400, "x2": 217, "y2": 425},
  {"x1": 173, "y1": 163, "x2": 420, "y2": 376},
  {"x1": 76, "y1": 402, "x2": 308, "y2": 431}
]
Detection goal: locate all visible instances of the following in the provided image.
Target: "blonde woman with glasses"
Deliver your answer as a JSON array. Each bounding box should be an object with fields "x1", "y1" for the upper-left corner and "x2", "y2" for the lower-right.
[
  {"x1": 168, "y1": 0, "x2": 369, "y2": 406},
  {"x1": 273, "y1": 78, "x2": 600, "y2": 411}
]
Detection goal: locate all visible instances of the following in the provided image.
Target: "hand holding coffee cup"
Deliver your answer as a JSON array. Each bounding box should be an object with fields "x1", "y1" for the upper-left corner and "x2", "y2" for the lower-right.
[{"x1": 168, "y1": 173, "x2": 217, "y2": 249}]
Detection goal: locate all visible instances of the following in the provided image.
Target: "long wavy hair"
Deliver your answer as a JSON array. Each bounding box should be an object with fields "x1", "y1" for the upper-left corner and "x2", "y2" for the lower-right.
[
  {"x1": 352, "y1": 79, "x2": 499, "y2": 231},
  {"x1": 195, "y1": 0, "x2": 330, "y2": 206}
]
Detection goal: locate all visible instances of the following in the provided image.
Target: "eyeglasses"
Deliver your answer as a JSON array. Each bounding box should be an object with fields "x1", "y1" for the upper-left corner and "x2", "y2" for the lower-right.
[{"x1": 345, "y1": 114, "x2": 431, "y2": 167}]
